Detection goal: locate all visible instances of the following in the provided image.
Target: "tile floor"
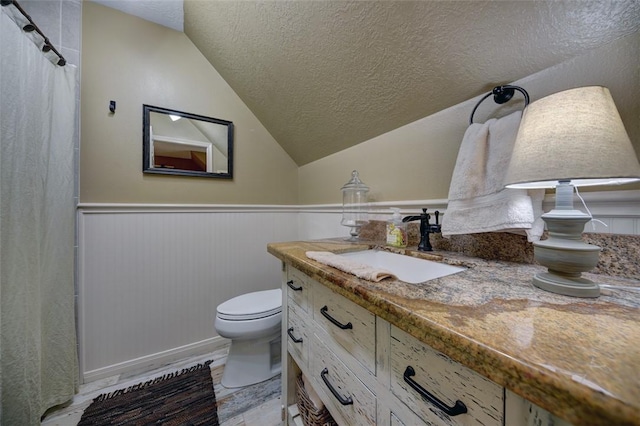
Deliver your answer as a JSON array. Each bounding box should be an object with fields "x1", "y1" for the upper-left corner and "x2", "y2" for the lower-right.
[{"x1": 41, "y1": 345, "x2": 282, "y2": 426}]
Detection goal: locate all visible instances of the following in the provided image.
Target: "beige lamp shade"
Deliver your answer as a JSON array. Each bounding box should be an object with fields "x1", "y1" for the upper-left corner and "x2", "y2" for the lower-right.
[{"x1": 504, "y1": 86, "x2": 640, "y2": 189}]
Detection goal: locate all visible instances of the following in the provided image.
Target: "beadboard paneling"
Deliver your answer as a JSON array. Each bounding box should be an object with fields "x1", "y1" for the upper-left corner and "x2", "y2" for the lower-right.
[
  {"x1": 78, "y1": 207, "x2": 297, "y2": 381},
  {"x1": 299, "y1": 190, "x2": 640, "y2": 237},
  {"x1": 547, "y1": 189, "x2": 640, "y2": 235},
  {"x1": 298, "y1": 210, "x2": 345, "y2": 240},
  {"x1": 77, "y1": 190, "x2": 638, "y2": 381}
]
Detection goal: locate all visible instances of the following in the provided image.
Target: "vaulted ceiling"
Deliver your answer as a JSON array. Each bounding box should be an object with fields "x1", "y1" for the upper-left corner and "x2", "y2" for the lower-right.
[{"x1": 96, "y1": 1, "x2": 640, "y2": 166}]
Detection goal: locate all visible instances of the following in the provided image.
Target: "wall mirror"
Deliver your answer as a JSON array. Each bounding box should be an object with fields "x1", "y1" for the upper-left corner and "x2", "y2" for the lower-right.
[{"x1": 143, "y1": 105, "x2": 234, "y2": 178}]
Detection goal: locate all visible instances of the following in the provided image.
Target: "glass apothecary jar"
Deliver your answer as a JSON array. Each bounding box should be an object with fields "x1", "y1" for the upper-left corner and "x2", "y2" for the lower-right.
[{"x1": 341, "y1": 170, "x2": 369, "y2": 241}]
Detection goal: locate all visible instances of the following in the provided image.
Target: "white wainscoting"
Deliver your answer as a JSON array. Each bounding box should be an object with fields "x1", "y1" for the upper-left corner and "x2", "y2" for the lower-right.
[
  {"x1": 77, "y1": 191, "x2": 639, "y2": 382},
  {"x1": 564, "y1": 189, "x2": 640, "y2": 235},
  {"x1": 78, "y1": 205, "x2": 298, "y2": 382},
  {"x1": 299, "y1": 190, "x2": 640, "y2": 237}
]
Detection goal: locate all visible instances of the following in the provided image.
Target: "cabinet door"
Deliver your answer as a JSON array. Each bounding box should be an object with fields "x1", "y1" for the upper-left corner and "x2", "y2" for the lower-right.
[{"x1": 390, "y1": 326, "x2": 503, "y2": 426}]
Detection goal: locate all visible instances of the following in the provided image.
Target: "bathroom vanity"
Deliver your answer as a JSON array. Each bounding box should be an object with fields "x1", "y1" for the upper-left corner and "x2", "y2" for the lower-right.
[{"x1": 268, "y1": 239, "x2": 640, "y2": 426}]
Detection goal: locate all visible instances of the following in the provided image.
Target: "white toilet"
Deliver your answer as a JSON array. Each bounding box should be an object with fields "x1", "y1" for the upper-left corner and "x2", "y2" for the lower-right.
[{"x1": 214, "y1": 288, "x2": 282, "y2": 388}]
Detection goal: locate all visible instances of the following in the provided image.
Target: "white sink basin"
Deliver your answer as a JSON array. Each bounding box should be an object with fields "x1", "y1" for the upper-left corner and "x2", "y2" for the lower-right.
[{"x1": 338, "y1": 250, "x2": 465, "y2": 284}]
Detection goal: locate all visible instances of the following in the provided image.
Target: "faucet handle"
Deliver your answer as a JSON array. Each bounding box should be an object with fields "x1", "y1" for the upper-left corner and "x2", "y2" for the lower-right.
[{"x1": 434, "y1": 210, "x2": 440, "y2": 225}]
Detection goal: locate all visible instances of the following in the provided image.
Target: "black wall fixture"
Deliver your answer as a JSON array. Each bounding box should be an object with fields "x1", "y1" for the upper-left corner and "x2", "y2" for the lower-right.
[{"x1": 469, "y1": 85, "x2": 530, "y2": 125}]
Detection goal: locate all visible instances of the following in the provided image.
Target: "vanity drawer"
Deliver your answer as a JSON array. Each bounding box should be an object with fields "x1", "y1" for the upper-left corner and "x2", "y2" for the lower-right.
[
  {"x1": 390, "y1": 409, "x2": 428, "y2": 426},
  {"x1": 391, "y1": 413, "x2": 404, "y2": 426},
  {"x1": 390, "y1": 326, "x2": 503, "y2": 426},
  {"x1": 310, "y1": 335, "x2": 376, "y2": 425},
  {"x1": 313, "y1": 282, "x2": 376, "y2": 374},
  {"x1": 287, "y1": 302, "x2": 310, "y2": 368},
  {"x1": 287, "y1": 267, "x2": 310, "y2": 312}
]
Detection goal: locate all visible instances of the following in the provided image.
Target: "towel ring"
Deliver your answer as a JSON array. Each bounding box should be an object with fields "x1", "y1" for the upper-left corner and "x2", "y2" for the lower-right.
[{"x1": 469, "y1": 85, "x2": 530, "y2": 125}]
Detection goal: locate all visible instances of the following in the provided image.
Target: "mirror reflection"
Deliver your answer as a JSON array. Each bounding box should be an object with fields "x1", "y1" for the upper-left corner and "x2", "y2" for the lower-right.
[{"x1": 143, "y1": 105, "x2": 233, "y2": 178}]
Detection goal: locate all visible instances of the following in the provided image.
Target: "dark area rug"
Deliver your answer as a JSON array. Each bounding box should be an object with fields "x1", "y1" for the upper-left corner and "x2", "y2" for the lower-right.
[{"x1": 78, "y1": 361, "x2": 219, "y2": 426}]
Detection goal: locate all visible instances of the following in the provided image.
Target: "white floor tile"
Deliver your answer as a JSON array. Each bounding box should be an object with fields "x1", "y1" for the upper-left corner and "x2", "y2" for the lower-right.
[
  {"x1": 220, "y1": 413, "x2": 246, "y2": 426},
  {"x1": 242, "y1": 397, "x2": 282, "y2": 426},
  {"x1": 41, "y1": 407, "x2": 86, "y2": 426}
]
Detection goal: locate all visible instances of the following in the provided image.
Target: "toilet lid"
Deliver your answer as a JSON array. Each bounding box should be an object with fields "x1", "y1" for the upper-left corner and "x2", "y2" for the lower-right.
[{"x1": 217, "y1": 288, "x2": 282, "y2": 320}]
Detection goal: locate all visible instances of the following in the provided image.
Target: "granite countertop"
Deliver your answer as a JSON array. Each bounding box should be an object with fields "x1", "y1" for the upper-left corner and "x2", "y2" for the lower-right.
[{"x1": 267, "y1": 238, "x2": 640, "y2": 426}]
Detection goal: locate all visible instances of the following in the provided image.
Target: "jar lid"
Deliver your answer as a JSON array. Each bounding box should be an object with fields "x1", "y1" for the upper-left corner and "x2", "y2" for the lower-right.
[{"x1": 341, "y1": 170, "x2": 369, "y2": 192}]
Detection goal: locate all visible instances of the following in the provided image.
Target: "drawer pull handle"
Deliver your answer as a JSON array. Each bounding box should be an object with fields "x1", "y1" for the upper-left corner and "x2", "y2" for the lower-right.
[
  {"x1": 403, "y1": 366, "x2": 467, "y2": 417},
  {"x1": 321, "y1": 368, "x2": 353, "y2": 406},
  {"x1": 287, "y1": 280, "x2": 303, "y2": 291},
  {"x1": 287, "y1": 327, "x2": 303, "y2": 343},
  {"x1": 320, "y1": 306, "x2": 353, "y2": 330}
]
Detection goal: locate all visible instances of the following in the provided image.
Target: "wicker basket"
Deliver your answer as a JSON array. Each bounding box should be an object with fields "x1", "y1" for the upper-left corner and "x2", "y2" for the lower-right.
[{"x1": 296, "y1": 375, "x2": 337, "y2": 426}]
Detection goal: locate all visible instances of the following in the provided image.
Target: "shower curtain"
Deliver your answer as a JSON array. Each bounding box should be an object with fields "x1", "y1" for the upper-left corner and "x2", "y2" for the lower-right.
[{"x1": 0, "y1": 9, "x2": 78, "y2": 425}]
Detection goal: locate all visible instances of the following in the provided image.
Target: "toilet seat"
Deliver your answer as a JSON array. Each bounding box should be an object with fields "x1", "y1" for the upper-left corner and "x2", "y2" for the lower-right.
[{"x1": 217, "y1": 288, "x2": 282, "y2": 321}]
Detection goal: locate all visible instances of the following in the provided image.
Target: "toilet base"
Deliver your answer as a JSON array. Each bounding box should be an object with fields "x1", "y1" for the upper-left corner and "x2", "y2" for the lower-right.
[{"x1": 221, "y1": 333, "x2": 282, "y2": 388}]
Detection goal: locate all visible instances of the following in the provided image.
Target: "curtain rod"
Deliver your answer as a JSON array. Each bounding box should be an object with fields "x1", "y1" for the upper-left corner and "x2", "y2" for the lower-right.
[{"x1": 1, "y1": 0, "x2": 67, "y2": 66}]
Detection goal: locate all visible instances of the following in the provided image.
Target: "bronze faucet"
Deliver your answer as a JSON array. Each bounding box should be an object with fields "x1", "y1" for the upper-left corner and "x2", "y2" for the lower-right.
[{"x1": 402, "y1": 208, "x2": 441, "y2": 252}]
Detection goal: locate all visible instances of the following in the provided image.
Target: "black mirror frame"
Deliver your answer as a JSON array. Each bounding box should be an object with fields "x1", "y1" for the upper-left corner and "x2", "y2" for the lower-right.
[{"x1": 142, "y1": 104, "x2": 234, "y2": 179}]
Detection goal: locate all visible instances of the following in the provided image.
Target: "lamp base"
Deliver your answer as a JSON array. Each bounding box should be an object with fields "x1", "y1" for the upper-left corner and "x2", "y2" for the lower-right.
[
  {"x1": 533, "y1": 272, "x2": 600, "y2": 298},
  {"x1": 533, "y1": 186, "x2": 601, "y2": 298}
]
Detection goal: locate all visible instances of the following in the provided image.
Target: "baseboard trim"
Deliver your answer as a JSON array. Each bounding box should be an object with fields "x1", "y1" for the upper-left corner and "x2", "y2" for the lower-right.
[{"x1": 82, "y1": 336, "x2": 229, "y2": 383}]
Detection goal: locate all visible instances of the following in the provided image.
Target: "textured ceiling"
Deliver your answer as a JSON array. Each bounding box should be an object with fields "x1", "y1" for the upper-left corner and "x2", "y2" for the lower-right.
[{"x1": 178, "y1": 1, "x2": 640, "y2": 166}]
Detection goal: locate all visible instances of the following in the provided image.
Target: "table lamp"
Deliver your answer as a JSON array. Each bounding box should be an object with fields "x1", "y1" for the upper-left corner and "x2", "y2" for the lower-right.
[{"x1": 504, "y1": 86, "x2": 640, "y2": 297}]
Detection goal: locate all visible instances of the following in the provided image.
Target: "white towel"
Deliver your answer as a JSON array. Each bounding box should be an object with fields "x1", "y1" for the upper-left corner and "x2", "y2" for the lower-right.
[
  {"x1": 441, "y1": 111, "x2": 544, "y2": 242},
  {"x1": 305, "y1": 251, "x2": 397, "y2": 282}
]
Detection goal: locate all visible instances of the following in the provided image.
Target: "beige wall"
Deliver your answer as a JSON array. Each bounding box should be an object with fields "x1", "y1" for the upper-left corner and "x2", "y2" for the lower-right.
[
  {"x1": 299, "y1": 32, "x2": 640, "y2": 205},
  {"x1": 83, "y1": 3, "x2": 638, "y2": 206},
  {"x1": 81, "y1": 2, "x2": 298, "y2": 204}
]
